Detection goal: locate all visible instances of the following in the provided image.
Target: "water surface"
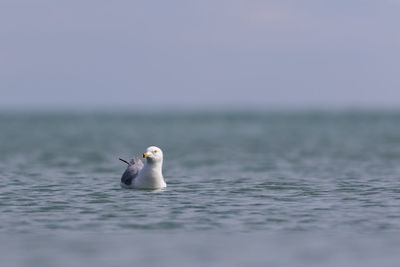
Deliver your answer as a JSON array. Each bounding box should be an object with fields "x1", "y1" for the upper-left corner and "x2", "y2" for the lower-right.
[{"x1": 1, "y1": 110, "x2": 400, "y2": 266}]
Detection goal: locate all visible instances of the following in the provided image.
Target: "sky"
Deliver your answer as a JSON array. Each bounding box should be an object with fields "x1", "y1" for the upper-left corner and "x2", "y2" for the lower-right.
[{"x1": 1, "y1": 0, "x2": 400, "y2": 109}]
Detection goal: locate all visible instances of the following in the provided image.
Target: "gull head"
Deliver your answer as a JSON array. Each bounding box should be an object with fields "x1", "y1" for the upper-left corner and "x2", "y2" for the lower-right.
[{"x1": 142, "y1": 146, "x2": 163, "y2": 163}]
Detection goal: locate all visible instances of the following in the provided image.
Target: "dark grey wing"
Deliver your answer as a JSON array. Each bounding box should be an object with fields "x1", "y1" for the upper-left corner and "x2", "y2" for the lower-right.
[{"x1": 121, "y1": 157, "x2": 144, "y2": 186}]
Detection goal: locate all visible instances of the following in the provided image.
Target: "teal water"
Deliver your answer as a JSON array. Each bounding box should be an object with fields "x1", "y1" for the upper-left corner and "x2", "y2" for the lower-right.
[{"x1": 1, "y1": 110, "x2": 400, "y2": 266}]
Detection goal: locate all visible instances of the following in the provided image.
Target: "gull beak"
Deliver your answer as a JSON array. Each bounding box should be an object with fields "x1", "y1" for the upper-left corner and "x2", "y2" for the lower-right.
[{"x1": 142, "y1": 153, "x2": 149, "y2": 158}]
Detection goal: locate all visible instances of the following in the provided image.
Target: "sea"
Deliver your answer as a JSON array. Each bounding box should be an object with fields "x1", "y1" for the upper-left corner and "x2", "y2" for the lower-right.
[{"x1": 1, "y1": 109, "x2": 400, "y2": 266}]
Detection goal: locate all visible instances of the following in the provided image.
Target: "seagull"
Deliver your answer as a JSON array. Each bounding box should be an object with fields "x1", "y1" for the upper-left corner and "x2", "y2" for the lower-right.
[{"x1": 119, "y1": 146, "x2": 166, "y2": 189}]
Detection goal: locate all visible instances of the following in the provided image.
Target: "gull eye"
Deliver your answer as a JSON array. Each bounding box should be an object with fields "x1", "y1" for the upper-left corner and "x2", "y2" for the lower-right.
[{"x1": 153, "y1": 150, "x2": 158, "y2": 153}]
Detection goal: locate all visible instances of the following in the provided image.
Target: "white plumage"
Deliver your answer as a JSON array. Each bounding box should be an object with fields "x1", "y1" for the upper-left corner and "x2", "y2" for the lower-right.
[{"x1": 120, "y1": 146, "x2": 166, "y2": 189}]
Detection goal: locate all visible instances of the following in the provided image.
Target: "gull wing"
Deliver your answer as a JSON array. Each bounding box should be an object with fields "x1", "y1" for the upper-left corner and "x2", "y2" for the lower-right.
[{"x1": 120, "y1": 157, "x2": 144, "y2": 186}]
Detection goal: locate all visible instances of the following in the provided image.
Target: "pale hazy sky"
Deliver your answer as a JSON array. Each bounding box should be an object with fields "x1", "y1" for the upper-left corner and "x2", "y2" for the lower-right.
[{"x1": 1, "y1": 0, "x2": 399, "y2": 109}]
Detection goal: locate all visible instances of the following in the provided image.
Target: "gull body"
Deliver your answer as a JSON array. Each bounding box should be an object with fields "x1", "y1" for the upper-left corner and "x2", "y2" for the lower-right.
[{"x1": 120, "y1": 146, "x2": 166, "y2": 189}]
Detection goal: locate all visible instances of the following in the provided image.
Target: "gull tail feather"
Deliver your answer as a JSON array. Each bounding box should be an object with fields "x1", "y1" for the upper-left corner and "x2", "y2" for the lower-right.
[{"x1": 119, "y1": 158, "x2": 130, "y2": 165}]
